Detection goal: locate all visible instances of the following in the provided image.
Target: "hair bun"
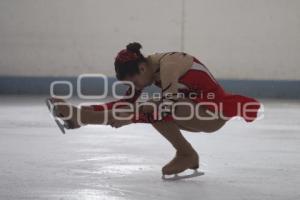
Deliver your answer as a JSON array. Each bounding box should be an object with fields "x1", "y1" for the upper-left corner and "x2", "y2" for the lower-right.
[{"x1": 126, "y1": 42, "x2": 142, "y2": 54}]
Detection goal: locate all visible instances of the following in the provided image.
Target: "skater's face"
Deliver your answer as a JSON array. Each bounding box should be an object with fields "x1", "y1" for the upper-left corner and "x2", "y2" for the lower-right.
[{"x1": 124, "y1": 62, "x2": 153, "y2": 90}]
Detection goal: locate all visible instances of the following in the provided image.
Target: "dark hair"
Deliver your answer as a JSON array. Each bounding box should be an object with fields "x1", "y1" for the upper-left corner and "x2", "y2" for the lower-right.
[{"x1": 114, "y1": 42, "x2": 147, "y2": 80}]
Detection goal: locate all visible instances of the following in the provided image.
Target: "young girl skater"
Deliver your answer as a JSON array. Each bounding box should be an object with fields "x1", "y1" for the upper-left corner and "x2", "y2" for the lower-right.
[{"x1": 49, "y1": 42, "x2": 260, "y2": 180}]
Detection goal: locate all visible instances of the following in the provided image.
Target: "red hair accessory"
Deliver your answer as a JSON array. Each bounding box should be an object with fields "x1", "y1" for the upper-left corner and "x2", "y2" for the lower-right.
[{"x1": 115, "y1": 49, "x2": 138, "y2": 63}]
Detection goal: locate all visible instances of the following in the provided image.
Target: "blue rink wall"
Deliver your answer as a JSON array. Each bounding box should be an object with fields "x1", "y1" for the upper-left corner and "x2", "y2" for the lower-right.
[{"x1": 0, "y1": 76, "x2": 299, "y2": 99}]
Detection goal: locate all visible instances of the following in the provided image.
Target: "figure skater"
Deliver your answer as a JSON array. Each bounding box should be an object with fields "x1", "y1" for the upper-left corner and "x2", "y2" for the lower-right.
[{"x1": 47, "y1": 42, "x2": 260, "y2": 180}]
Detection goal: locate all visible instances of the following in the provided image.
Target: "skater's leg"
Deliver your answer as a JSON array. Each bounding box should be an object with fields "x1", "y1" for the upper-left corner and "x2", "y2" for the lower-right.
[
  {"x1": 51, "y1": 99, "x2": 134, "y2": 127},
  {"x1": 79, "y1": 109, "x2": 113, "y2": 125},
  {"x1": 139, "y1": 98, "x2": 227, "y2": 133},
  {"x1": 66, "y1": 106, "x2": 136, "y2": 127},
  {"x1": 173, "y1": 98, "x2": 227, "y2": 133},
  {"x1": 152, "y1": 120, "x2": 199, "y2": 175}
]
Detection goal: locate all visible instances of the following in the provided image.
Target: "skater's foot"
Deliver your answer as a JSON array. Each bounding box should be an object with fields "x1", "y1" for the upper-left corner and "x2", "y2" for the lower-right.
[
  {"x1": 162, "y1": 150, "x2": 199, "y2": 175},
  {"x1": 47, "y1": 98, "x2": 81, "y2": 129}
]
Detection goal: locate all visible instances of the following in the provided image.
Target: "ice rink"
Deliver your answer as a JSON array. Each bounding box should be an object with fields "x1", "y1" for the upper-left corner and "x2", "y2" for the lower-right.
[{"x1": 0, "y1": 96, "x2": 299, "y2": 200}]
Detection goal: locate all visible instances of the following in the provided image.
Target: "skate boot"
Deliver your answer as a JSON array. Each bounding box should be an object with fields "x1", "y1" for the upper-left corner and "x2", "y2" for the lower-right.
[
  {"x1": 162, "y1": 147, "x2": 204, "y2": 180},
  {"x1": 45, "y1": 98, "x2": 77, "y2": 134},
  {"x1": 162, "y1": 149, "x2": 199, "y2": 175},
  {"x1": 158, "y1": 127, "x2": 204, "y2": 180}
]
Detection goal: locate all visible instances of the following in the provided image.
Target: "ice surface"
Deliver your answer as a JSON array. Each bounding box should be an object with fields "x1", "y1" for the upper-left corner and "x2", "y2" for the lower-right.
[{"x1": 0, "y1": 96, "x2": 299, "y2": 200}]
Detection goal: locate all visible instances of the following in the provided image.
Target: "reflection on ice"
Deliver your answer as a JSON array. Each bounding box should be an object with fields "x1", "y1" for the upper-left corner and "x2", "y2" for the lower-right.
[
  {"x1": 51, "y1": 189, "x2": 126, "y2": 200},
  {"x1": 100, "y1": 164, "x2": 154, "y2": 176}
]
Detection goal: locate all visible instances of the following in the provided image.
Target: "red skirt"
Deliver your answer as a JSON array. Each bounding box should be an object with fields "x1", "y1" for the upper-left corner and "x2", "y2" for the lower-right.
[{"x1": 178, "y1": 58, "x2": 260, "y2": 122}]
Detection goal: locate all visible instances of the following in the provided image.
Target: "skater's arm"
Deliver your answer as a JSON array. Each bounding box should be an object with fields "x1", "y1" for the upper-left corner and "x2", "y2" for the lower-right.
[
  {"x1": 130, "y1": 54, "x2": 193, "y2": 124},
  {"x1": 159, "y1": 54, "x2": 192, "y2": 101}
]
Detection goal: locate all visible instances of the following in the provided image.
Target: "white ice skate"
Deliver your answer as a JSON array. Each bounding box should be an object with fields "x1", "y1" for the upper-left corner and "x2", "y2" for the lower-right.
[
  {"x1": 45, "y1": 98, "x2": 71, "y2": 134},
  {"x1": 162, "y1": 169, "x2": 204, "y2": 181}
]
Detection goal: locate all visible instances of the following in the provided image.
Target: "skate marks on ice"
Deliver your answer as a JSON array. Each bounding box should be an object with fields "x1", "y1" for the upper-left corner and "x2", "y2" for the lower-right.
[
  {"x1": 162, "y1": 169, "x2": 205, "y2": 181},
  {"x1": 1, "y1": 97, "x2": 300, "y2": 200}
]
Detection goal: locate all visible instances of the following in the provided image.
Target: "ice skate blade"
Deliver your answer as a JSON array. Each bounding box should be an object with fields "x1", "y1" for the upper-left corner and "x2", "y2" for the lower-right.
[
  {"x1": 45, "y1": 98, "x2": 66, "y2": 134},
  {"x1": 162, "y1": 170, "x2": 205, "y2": 181}
]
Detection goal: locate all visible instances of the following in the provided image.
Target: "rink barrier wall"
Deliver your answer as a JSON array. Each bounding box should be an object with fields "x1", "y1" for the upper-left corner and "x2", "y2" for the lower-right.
[{"x1": 0, "y1": 76, "x2": 300, "y2": 99}]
